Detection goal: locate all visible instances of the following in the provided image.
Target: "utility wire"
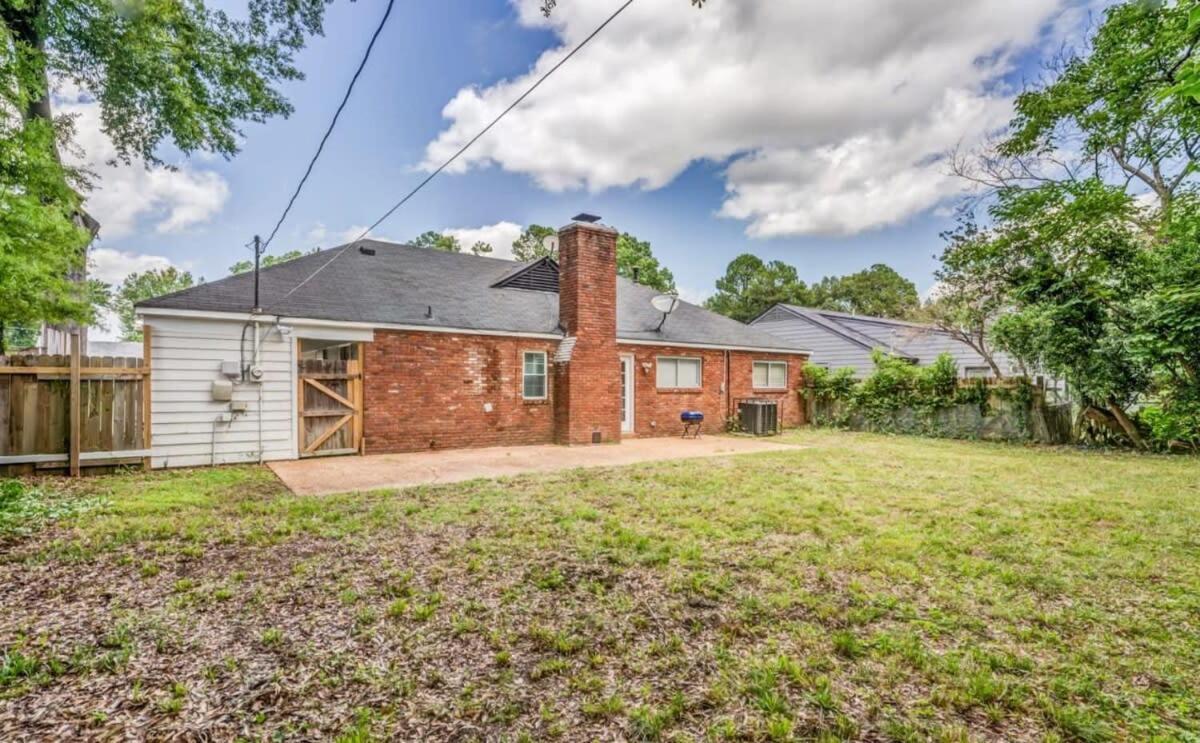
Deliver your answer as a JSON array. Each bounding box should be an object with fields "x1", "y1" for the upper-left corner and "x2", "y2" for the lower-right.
[
  {"x1": 262, "y1": 0, "x2": 637, "y2": 313},
  {"x1": 259, "y1": 0, "x2": 397, "y2": 253}
]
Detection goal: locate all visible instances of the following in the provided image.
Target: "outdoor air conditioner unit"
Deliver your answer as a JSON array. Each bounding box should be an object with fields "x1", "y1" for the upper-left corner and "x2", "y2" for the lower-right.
[{"x1": 738, "y1": 399, "x2": 779, "y2": 436}]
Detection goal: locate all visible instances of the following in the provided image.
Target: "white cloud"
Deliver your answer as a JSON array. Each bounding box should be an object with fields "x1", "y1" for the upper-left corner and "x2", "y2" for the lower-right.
[
  {"x1": 423, "y1": 0, "x2": 1078, "y2": 237},
  {"x1": 443, "y1": 221, "x2": 523, "y2": 260},
  {"x1": 56, "y1": 86, "x2": 229, "y2": 239},
  {"x1": 304, "y1": 223, "x2": 392, "y2": 249},
  {"x1": 88, "y1": 247, "x2": 177, "y2": 284}
]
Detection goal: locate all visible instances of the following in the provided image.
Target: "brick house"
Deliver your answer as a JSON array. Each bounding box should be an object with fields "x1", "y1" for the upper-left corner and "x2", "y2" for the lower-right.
[{"x1": 135, "y1": 220, "x2": 809, "y2": 468}]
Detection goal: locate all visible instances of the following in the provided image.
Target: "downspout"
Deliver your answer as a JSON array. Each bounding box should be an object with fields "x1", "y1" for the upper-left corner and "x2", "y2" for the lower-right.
[
  {"x1": 724, "y1": 350, "x2": 731, "y2": 422},
  {"x1": 254, "y1": 321, "x2": 264, "y2": 464}
]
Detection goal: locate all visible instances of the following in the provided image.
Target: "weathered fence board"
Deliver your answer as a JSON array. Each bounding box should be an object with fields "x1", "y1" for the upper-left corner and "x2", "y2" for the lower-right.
[{"x1": 0, "y1": 343, "x2": 151, "y2": 476}]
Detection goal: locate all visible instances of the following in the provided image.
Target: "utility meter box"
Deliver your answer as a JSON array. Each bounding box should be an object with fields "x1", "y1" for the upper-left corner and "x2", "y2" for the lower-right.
[{"x1": 211, "y1": 379, "x2": 234, "y2": 402}]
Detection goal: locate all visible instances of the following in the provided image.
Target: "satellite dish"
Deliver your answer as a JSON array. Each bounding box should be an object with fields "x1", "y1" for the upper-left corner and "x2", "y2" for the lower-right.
[
  {"x1": 542, "y1": 234, "x2": 559, "y2": 255},
  {"x1": 651, "y1": 294, "x2": 680, "y2": 314},
  {"x1": 652, "y1": 294, "x2": 680, "y2": 331}
]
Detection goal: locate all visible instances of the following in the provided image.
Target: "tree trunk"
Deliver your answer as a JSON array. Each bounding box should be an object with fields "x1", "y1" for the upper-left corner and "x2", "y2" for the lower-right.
[
  {"x1": 1, "y1": 0, "x2": 52, "y2": 125},
  {"x1": 1081, "y1": 405, "x2": 1127, "y2": 442},
  {"x1": 1107, "y1": 398, "x2": 1148, "y2": 450}
]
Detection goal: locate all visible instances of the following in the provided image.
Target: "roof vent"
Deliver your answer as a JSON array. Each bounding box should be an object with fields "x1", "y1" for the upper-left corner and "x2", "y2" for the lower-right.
[
  {"x1": 572, "y1": 212, "x2": 601, "y2": 223},
  {"x1": 358, "y1": 245, "x2": 376, "y2": 256}
]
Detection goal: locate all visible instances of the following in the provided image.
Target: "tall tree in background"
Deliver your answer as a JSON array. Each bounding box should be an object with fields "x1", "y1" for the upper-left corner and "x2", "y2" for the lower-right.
[
  {"x1": 616, "y1": 233, "x2": 675, "y2": 292},
  {"x1": 410, "y1": 231, "x2": 462, "y2": 252},
  {"x1": 704, "y1": 254, "x2": 923, "y2": 323},
  {"x1": 510, "y1": 225, "x2": 676, "y2": 292},
  {"x1": 809, "y1": 264, "x2": 920, "y2": 319},
  {"x1": 704, "y1": 254, "x2": 809, "y2": 323},
  {"x1": 112, "y1": 268, "x2": 197, "y2": 341},
  {"x1": 470, "y1": 241, "x2": 493, "y2": 256},
  {"x1": 919, "y1": 218, "x2": 1013, "y2": 378},
  {"x1": 511, "y1": 225, "x2": 557, "y2": 261},
  {"x1": 229, "y1": 250, "x2": 315, "y2": 275},
  {"x1": 1, "y1": 0, "x2": 331, "y2": 340}
]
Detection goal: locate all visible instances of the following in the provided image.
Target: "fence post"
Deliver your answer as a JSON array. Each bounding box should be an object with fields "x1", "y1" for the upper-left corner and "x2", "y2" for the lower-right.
[
  {"x1": 69, "y1": 332, "x2": 81, "y2": 477},
  {"x1": 142, "y1": 326, "x2": 152, "y2": 471}
]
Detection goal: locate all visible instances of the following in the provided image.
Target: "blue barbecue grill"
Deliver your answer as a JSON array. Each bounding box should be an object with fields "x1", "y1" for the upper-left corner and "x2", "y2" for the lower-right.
[{"x1": 680, "y1": 410, "x2": 704, "y2": 438}]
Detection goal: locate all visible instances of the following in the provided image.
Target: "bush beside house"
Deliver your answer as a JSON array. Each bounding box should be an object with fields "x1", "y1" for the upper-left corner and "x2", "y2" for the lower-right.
[{"x1": 803, "y1": 351, "x2": 1072, "y2": 444}]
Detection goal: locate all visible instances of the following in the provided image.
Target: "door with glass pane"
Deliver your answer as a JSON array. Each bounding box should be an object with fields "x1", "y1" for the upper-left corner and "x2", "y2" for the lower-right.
[{"x1": 620, "y1": 355, "x2": 634, "y2": 433}]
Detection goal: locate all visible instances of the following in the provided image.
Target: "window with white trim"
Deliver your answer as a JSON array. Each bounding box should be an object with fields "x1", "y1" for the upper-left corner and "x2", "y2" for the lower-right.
[
  {"x1": 753, "y1": 360, "x2": 788, "y2": 389},
  {"x1": 964, "y1": 366, "x2": 991, "y2": 379},
  {"x1": 656, "y1": 357, "x2": 702, "y2": 389},
  {"x1": 523, "y1": 351, "x2": 547, "y2": 399}
]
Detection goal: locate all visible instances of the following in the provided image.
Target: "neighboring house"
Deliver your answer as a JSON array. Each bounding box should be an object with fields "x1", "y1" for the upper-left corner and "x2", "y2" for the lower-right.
[
  {"x1": 751, "y1": 304, "x2": 1017, "y2": 379},
  {"x1": 39, "y1": 210, "x2": 102, "y2": 356},
  {"x1": 135, "y1": 220, "x2": 810, "y2": 468}
]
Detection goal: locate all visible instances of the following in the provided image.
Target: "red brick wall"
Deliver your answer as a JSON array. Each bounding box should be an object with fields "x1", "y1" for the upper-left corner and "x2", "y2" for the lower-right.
[
  {"x1": 555, "y1": 223, "x2": 622, "y2": 445},
  {"x1": 619, "y1": 344, "x2": 807, "y2": 437},
  {"x1": 363, "y1": 330, "x2": 557, "y2": 453},
  {"x1": 620, "y1": 345, "x2": 727, "y2": 437},
  {"x1": 728, "y1": 350, "x2": 807, "y2": 427}
]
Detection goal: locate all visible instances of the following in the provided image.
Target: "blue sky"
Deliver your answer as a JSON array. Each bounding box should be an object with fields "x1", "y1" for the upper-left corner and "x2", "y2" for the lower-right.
[{"x1": 73, "y1": 0, "x2": 1103, "y2": 325}]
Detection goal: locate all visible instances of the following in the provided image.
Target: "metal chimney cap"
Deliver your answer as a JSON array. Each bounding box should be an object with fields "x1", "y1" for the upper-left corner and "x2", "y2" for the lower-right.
[{"x1": 572, "y1": 212, "x2": 602, "y2": 223}]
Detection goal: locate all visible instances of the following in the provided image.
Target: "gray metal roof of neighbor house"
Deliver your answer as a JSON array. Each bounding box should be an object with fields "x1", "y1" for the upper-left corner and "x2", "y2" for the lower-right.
[
  {"x1": 138, "y1": 240, "x2": 805, "y2": 352},
  {"x1": 751, "y1": 304, "x2": 1017, "y2": 376}
]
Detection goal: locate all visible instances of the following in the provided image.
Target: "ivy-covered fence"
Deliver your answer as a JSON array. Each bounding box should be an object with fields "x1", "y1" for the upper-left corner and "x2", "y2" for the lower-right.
[{"x1": 802, "y1": 352, "x2": 1072, "y2": 444}]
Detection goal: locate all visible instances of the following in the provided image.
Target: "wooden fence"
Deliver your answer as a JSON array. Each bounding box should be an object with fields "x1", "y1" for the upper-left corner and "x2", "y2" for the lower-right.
[{"x1": 0, "y1": 332, "x2": 151, "y2": 476}]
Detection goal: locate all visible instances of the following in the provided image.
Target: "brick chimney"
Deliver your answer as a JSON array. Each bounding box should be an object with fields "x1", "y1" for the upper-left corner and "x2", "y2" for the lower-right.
[{"x1": 554, "y1": 221, "x2": 621, "y2": 444}]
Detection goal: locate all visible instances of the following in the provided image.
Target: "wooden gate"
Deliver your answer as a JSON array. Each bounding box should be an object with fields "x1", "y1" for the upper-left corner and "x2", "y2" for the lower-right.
[{"x1": 297, "y1": 356, "x2": 362, "y2": 457}]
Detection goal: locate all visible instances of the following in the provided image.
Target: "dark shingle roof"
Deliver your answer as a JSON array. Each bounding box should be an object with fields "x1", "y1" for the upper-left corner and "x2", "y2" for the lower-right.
[{"x1": 139, "y1": 240, "x2": 805, "y2": 352}]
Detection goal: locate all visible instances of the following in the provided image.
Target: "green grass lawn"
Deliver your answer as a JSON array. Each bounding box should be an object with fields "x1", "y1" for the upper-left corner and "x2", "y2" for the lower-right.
[{"x1": 1, "y1": 430, "x2": 1198, "y2": 741}]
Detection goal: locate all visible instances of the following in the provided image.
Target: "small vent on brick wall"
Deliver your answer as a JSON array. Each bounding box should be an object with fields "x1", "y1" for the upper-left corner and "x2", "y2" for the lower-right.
[{"x1": 591, "y1": 431, "x2": 602, "y2": 444}]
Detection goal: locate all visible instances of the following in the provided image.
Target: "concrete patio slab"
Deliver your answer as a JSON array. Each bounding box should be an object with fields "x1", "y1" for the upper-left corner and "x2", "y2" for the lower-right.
[{"x1": 268, "y1": 436, "x2": 800, "y2": 495}]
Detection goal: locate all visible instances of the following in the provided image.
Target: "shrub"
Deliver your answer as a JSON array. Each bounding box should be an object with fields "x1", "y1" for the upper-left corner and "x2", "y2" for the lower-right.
[
  {"x1": 1139, "y1": 396, "x2": 1200, "y2": 453},
  {"x1": 803, "y1": 363, "x2": 857, "y2": 400},
  {"x1": 801, "y1": 353, "x2": 1031, "y2": 439}
]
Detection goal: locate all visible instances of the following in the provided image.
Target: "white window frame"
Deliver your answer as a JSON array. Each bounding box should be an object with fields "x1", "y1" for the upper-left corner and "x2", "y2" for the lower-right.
[
  {"x1": 963, "y1": 366, "x2": 991, "y2": 379},
  {"x1": 753, "y1": 360, "x2": 789, "y2": 389},
  {"x1": 656, "y1": 356, "x2": 702, "y2": 389},
  {"x1": 522, "y1": 350, "x2": 548, "y2": 400}
]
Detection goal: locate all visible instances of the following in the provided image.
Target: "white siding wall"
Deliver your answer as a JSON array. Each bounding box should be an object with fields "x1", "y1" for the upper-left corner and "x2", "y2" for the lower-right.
[{"x1": 145, "y1": 315, "x2": 296, "y2": 468}]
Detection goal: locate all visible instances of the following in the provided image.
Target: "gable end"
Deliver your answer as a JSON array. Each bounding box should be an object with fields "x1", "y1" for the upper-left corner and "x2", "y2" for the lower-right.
[{"x1": 492, "y1": 257, "x2": 560, "y2": 292}]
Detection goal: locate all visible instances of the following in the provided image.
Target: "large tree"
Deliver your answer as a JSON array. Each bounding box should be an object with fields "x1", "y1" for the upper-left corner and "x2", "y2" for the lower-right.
[
  {"x1": 112, "y1": 268, "x2": 197, "y2": 341},
  {"x1": 704, "y1": 254, "x2": 809, "y2": 323},
  {"x1": 1, "y1": 0, "x2": 331, "y2": 342},
  {"x1": 809, "y1": 264, "x2": 920, "y2": 319},
  {"x1": 918, "y1": 218, "x2": 1017, "y2": 379},
  {"x1": 945, "y1": 0, "x2": 1200, "y2": 448}
]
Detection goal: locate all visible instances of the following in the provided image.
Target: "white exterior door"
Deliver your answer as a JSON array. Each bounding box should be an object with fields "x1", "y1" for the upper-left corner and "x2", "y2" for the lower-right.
[{"x1": 620, "y1": 355, "x2": 634, "y2": 433}]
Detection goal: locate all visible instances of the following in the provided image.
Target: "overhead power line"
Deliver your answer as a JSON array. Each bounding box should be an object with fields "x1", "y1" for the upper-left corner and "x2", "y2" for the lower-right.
[
  {"x1": 262, "y1": 0, "x2": 637, "y2": 312},
  {"x1": 259, "y1": 0, "x2": 397, "y2": 254}
]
